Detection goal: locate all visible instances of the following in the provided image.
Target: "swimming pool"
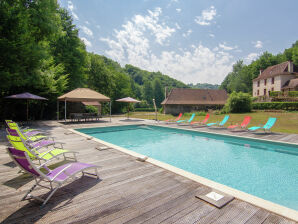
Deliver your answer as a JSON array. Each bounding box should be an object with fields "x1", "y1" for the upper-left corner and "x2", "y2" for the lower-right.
[{"x1": 77, "y1": 125, "x2": 298, "y2": 211}]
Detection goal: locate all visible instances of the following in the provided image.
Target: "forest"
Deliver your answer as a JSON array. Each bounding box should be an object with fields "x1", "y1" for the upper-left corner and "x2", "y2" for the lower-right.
[{"x1": 0, "y1": 0, "x2": 187, "y2": 120}]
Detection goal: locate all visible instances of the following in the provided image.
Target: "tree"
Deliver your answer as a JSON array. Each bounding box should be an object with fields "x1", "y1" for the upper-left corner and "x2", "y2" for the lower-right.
[
  {"x1": 143, "y1": 81, "x2": 154, "y2": 106},
  {"x1": 223, "y1": 92, "x2": 252, "y2": 113},
  {"x1": 153, "y1": 79, "x2": 164, "y2": 107}
]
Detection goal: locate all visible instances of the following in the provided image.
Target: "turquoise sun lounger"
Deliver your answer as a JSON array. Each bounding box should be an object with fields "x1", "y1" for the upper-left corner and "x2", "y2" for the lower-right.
[
  {"x1": 248, "y1": 117, "x2": 276, "y2": 132},
  {"x1": 177, "y1": 113, "x2": 195, "y2": 125},
  {"x1": 207, "y1": 115, "x2": 230, "y2": 127}
]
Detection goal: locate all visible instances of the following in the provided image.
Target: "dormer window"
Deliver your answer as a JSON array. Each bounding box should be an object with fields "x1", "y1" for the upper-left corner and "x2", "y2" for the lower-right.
[
  {"x1": 271, "y1": 77, "x2": 274, "y2": 84},
  {"x1": 264, "y1": 79, "x2": 267, "y2": 86}
]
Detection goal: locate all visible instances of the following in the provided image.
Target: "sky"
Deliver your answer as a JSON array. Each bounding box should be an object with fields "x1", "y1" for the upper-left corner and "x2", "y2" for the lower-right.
[{"x1": 58, "y1": 0, "x2": 298, "y2": 85}]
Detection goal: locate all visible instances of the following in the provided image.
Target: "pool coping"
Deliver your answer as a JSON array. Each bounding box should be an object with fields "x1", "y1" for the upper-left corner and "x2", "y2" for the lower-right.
[{"x1": 69, "y1": 125, "x2": 298, "y2": 222}]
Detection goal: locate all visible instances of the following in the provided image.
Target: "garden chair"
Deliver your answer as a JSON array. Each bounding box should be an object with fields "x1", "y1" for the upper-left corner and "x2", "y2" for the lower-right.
[
  {"x1": 207, "y1": 115, "x2": 230, "y2": 127},
  {"x1": 248, "y1": 117, "x2": 277, "y2": 133},
  {"x1": 164, "y1": 113, "x2": 183, "y2": 124},
  {"x1": 177, "y1": 113, "x2": 195, "y2": 125},
  {"x1": 191, "y1": 114, "x2": 210, "y2": 127},
  {"x1": 227, "y1": 116, "x2": 251, "y2": 131}
]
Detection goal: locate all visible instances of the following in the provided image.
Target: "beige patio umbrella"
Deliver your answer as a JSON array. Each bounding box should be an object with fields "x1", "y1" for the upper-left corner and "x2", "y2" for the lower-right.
[{"x1": 116, "y1": 97, "x2": 140, "y2": 119}]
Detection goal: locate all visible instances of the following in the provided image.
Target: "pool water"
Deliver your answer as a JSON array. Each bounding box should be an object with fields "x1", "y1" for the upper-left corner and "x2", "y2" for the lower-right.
[{"x1": 77, "y1": 125, "x2": 298, "y2": 210}]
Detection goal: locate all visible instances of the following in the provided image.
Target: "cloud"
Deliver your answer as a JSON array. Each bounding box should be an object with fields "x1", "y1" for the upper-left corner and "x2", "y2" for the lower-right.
[
  {"x1": 176, "y1": 8, "x2": 181, "y2": 13},
  {"x1": 182, "y1": 29, "x2": 192, "y2": 37},
  {"x1": 245, "y1": 53, "x2": 259, "y2": 64},
  {"x1": 219, "y1": 43, "x2": 237, "y2": 51},
  {"x1": 67, "y1": 1, "x2": 79, "y2": 20},
  {"x1": 195, "y1": 6, "x2": 216, "y2": 26},
  {"x1": 81, "y1": 37, "x2": 92, "y2": 47},
  {"x1": 254, "y1": 40, "x2": 263, "y2": 49},
  {"x1": 85, "y1": 21, "x2": 90, "y2": 25},
  {"x1": 209, "y1": 33, "x2": 215, "y2": 38},
  {"x1": 80, "y1": 26, "x2": 93, "y2": 37},
  {"x1": 175, "y1": 23, "x2": 181, "y2": 30}
]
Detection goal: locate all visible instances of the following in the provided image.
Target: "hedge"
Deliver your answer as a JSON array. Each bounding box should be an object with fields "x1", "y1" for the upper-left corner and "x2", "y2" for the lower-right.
[
  {"x1": 134, "y1": 108, "x2": 156, "y2": 112},
  {"x1": 252, "y1": 102, "x2": 298, "y2": 110},
  {"x1": 288, "y1": 91, "x2": 298, "y2": 97}
]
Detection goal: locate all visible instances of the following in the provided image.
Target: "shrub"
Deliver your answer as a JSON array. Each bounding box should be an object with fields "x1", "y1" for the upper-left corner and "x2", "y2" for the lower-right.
[
  {"x1": 134, "y1": 108, "x2": 155, "y2": 112},
  {"x1": 252, "y1": 102, "x2": 298, "y2": 111},
  {"x1": 85, "y1": 105, "x2": 98, "y2": 114},
  {"x1": 269, "y1": 91, "x2": 281, "y2": 97},
  {"x1": 288, "y1": 91, "x2": 298, "y2": 97},
  {"x1": 223, "y1": 91, "x2": 252, "y2": 113}
]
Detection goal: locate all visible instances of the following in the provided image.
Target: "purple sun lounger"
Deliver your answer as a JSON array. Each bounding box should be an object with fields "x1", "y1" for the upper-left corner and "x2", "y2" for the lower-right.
[{"x1": 7, "y1": 147, "x2": 100, "y2": 207}]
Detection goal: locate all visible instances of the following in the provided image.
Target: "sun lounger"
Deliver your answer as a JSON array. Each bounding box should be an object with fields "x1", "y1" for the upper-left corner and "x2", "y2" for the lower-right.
[
  {"x1": 164, "y1": 113, "x2": 182, "y2": 124},
  {"x1": 6, "y1": 120, "x2": 44, "y2": 135},
  {"x1": 7, "y1": 147, "x2": 99, "y2": 207},
  {"x1": 7, "y1": 126, "x2": 47, "y2": 142},
  {"x1": 227, "y1": 116, "x2": 251, "y2": 131},
  {"x1": 6, "y1": 134, "x2": 77, "y2": 162},
  {"x1": 191, "y1": 114, "x2": 210, "y2": 127},
  {"x1": 177, "y1": 113, "x2": 195, "y2": 125},
  {"x1": 207, "y1": 115, "x2": 230, "y2": 127},
  {"x1": 248, "y1": 117, "x2": 277, "y2": 133}
]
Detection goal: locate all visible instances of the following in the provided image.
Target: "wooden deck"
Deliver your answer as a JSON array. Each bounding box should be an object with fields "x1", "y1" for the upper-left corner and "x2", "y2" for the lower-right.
[{"x1": 0, "y1": 119, "x2": 297, "y2": 223}]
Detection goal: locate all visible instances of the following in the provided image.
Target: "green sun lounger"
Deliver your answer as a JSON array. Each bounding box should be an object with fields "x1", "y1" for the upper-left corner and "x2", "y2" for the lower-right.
[{"x1": 207, "y1": 115, "x2": 230, "y2": 127}]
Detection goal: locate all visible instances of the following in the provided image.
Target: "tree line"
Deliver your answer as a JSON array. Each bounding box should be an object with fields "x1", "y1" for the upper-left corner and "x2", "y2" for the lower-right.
[{"x1": 0, "y1": 0, "x2": 187, "y2": 120}]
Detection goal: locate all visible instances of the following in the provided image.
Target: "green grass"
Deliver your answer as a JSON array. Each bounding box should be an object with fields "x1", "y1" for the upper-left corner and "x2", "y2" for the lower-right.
[{"x1": 129, "y1": 111, "x2": 298, "y2": 134}]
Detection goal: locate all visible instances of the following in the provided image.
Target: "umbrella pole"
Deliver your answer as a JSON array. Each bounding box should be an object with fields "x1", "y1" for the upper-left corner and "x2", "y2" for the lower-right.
[
  {"x1": 64, "y1": 99, "x2": 66, "y2": 123},
  {"x1": 27, "y1": 99, "x2": 29, "y2": 121},
  {"x1": 109, "y1": 101, "x2": 111, "y2": 123}
]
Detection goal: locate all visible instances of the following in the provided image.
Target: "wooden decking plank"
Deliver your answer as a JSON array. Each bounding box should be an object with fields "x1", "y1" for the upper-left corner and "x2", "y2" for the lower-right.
[
  {"x1": 243, "y1": 208, "x2": 270, "y2": 224},
  {"x1": 262, "y1": 213, "x2": 297, "y2": 224}
]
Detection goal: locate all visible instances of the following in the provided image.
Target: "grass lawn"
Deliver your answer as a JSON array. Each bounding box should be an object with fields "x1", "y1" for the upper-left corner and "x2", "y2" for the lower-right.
[{"x1": 129, "y1": 111, "x2": 298, "y2": 134}]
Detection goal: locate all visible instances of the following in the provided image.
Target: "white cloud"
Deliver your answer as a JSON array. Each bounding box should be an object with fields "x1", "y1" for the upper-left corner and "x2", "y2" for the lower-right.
[
  {"x1": 80, "y1": 26, "x2": 93, "y2": 37},
  {"x1": 85, "y1": 21, "x2": 90, "y2": 25},
  {"x1": 219, "y1": 43, "x2": 237, "y2": 51},
  {"x1": 96, "y1": 25, "x2": 101, "y2": 29},
  {"x1": 209, "y1": 33, "x2": 215, "y2": 38},
  {"x1": 195, "y1": 6, "x2": 216, "y2": 26},
  {"x1": 67, "y1": 1, "x2": 79, "y2": 20},
  {"x1": 81, "y1": 37, "x2": 92, "y2": 47},
  {"x1": 175, "y1": 23, "x2": 181, "y2": 30},
  {"x1": 254, "y1": 40, "x2": 263, "y2": 49},
  {"x1": 176, "y1": 8, "x2": 181, "y2": 13},
  {"x1": 245, "y1": 53, "x2": 259, "y2": 64},
  {"x1": 182, "y1": 29, "x2": 192, "y2": 37}
]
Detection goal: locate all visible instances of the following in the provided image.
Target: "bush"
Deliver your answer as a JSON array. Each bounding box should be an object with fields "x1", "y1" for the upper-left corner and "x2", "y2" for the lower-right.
[
  {"x1": 223, "y1": 91, "x2": 252, "y2": 113},
  {"x1": 269, "y1": 91, "x2": 281, "y2": 97},
  {"x1": 134, "y1": 108, "x2": 155, "y2": 112},
  {"x1": 288, "y1": 91, "x2": 298, "y2": 97},
  {"x1": 85, "y1": 105, "x2": 98, "y2": 114},
  {"x1": 252, "y1": 102, "x2": 298, "y2": 111}
]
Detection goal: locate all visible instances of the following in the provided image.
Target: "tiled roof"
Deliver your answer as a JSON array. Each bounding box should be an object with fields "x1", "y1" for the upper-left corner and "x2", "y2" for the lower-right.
[
  {"x1": 253, "y1": 61, "x2": 298, "y2": 81},
  {"x1": 282, "y1": 78, "x2": 298, "y2": 89},
  {"x1": 161, "y1": 88, "x2": 228, "y2": 105}
]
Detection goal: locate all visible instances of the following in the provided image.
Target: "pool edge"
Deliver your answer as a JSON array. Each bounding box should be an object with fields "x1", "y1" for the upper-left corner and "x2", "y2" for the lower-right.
[{"x1": 69, "y1": 127, "x2": 298, "y2": 222}]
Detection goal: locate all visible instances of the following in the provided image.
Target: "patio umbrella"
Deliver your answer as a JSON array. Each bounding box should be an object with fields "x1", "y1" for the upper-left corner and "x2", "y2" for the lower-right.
[
  {"x1": 4, "y1": 92, "x2": 48, "y2": 121},
  {"x1": 116, "y1": 97, "x2": 141, "y2": 119}
]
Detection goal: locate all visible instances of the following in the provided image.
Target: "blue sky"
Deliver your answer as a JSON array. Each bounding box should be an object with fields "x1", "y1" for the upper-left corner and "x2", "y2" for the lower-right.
[{"x1": 58, "y1": 0, "x2": 298, "y2": 84}]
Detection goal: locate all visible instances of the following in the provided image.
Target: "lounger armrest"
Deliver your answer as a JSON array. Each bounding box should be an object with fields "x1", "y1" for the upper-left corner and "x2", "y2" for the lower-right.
[
  {"x1": 39, "y1": 149, "x2": 57, "y2": 160},
  {"x1": 50, "y1": 164, "x2": 73, "y2": 181}
]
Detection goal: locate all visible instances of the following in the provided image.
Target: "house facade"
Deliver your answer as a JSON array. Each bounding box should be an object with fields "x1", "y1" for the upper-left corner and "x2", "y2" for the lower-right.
[
  {"x1": 252, "y1": 61, "x2": 298, "y2": 97},
  {"x1": 161, "y1": 88, "x2": 228, "y2": 115}
]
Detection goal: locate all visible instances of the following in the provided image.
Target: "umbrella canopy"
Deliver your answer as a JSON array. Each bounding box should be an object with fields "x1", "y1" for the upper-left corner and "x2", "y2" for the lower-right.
[
  {"x1": 5, "y1": 92, "x2": 47, "y2": 100},
  {"x1": 116, "y1": 97, "x2": 140, "y2": 119},
  {"x1": 116, "y1": 97, "x2": 140, "y2": 103},
  {"x1": 4, "y1": 92, "x2": 48, "y2": 121}
]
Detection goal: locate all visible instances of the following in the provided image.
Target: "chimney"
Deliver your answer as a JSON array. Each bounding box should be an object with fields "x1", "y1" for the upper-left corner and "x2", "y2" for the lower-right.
[
  {"x1": 164, "y1": 86, "x2": 168, "y2": 99},
  {"x1": 288, "y1": 61, "x2": 293, "y2": 73},
  {"x1": 259, "y1": 69, "x2": 263, "y2": 75}
]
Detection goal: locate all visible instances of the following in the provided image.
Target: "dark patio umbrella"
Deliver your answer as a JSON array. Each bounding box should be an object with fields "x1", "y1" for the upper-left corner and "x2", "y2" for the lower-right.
[
  {"x1": 116, "y1": 97, "x2": 141, "y2": 119},
  {"x1": 4, "y1": 92, "x2": 48, "y2": 121}
]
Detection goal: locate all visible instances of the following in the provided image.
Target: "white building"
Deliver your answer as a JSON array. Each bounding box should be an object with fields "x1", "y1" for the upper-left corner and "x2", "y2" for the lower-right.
[{"x1": 252, "y1": 61, "x2": 298, "y2": 97}]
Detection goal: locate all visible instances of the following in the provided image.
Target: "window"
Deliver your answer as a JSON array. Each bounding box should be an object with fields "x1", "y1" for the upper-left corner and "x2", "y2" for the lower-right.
[
  {"x1": 257, "y1": 81, "x2": 260, "y2": 87},
  {"x1": 257, "y1": 90, "x2": 259, "y2": 95},
  {"x1": 264, "y1": 79, "x2": 267, "y2": 86},
  {"x1": 264, "y1": 89, "x2": 266, "y2": 95},
  {"x1": 271, "y1": 77, "x2": 274, "y2": 84},
  {"x1": 271, "y1": 87, "x2": 274, "y2": 92}
]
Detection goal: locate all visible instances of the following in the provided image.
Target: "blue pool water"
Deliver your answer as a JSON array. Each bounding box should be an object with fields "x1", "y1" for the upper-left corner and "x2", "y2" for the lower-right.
[{"x1": 77, "y1": 125, "x2": 298, "y2": 210}]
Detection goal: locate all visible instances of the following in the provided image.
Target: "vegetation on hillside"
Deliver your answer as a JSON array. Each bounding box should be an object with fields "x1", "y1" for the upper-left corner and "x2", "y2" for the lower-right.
[
  {"x1": 220, "y1": 41, "x2": 298, "y2": 93},
  {"x1": 188, "y1": 83, "x2": 219, "y2": 89},
  {"x1": 0, "y1": 0, "x2": 187, "y2": 120}
]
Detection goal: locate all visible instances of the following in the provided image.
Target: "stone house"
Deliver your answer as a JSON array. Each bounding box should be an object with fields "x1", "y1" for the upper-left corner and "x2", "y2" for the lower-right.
[
  {"x1": 161, "y1": 88, "x2": 228, "y2": 114},
  {"x1": 252, "y1": 61, "x2": 298, "y2": 97}
]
